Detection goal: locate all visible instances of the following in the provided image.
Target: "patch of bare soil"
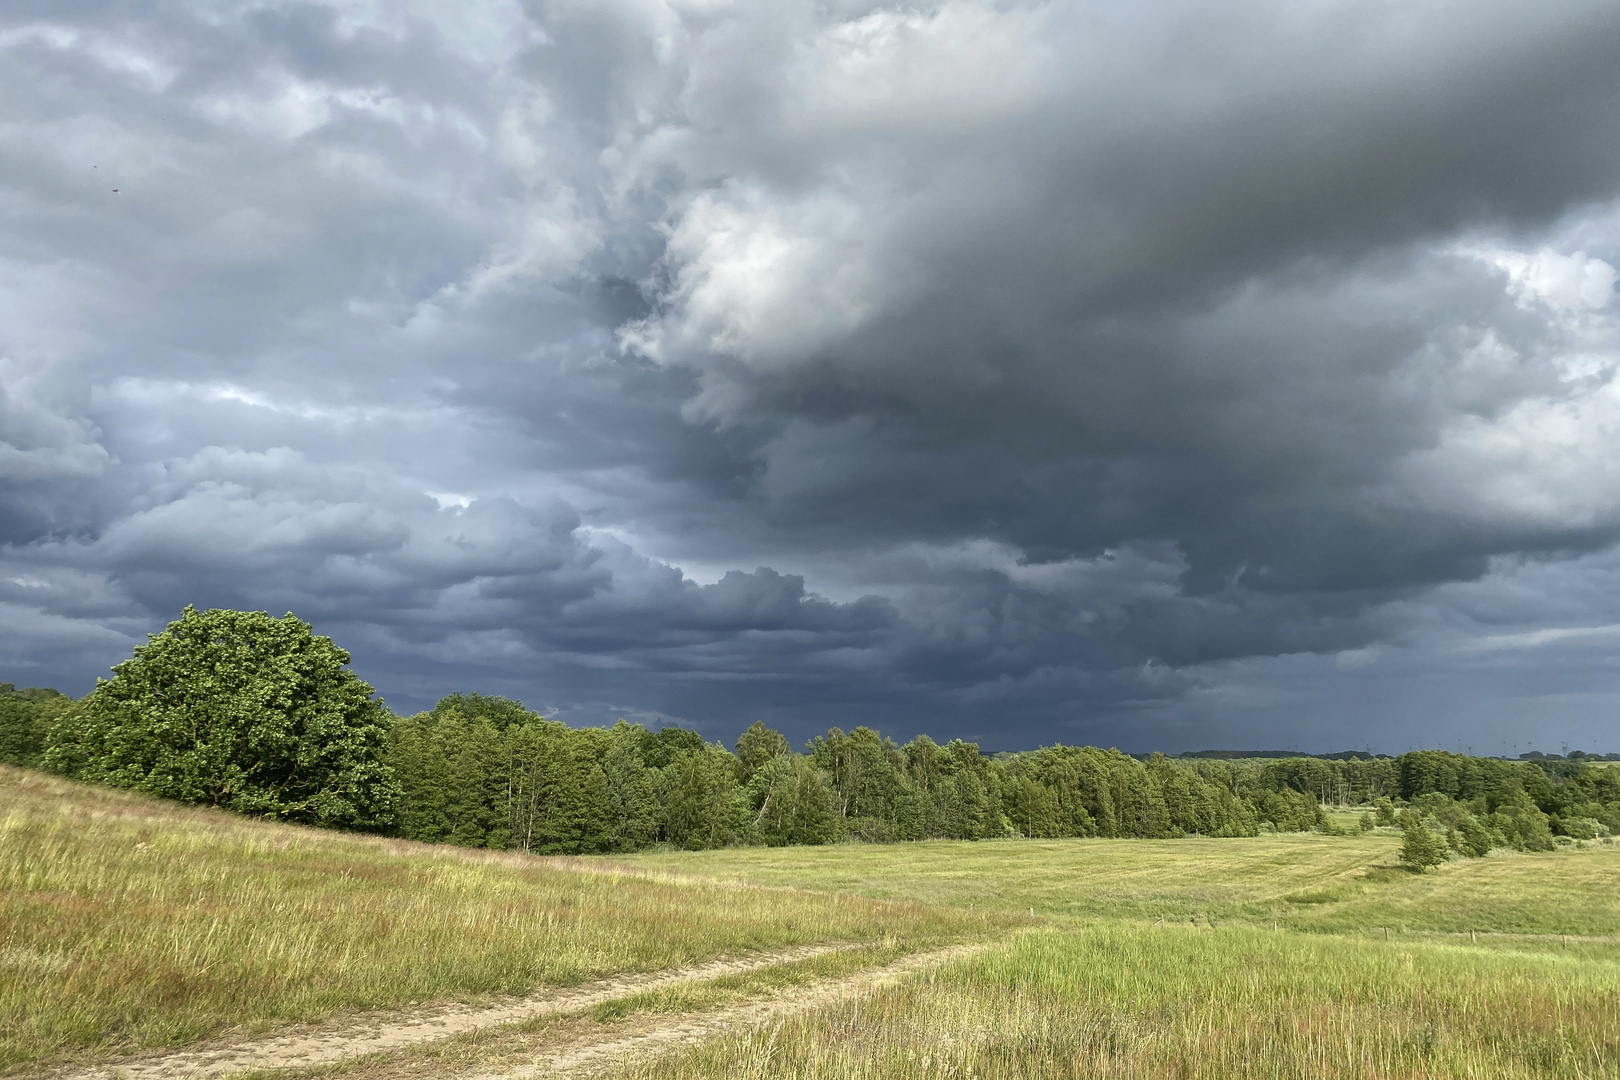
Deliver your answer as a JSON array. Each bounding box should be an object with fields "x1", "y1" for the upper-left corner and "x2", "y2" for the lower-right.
[
  {"x1": 53, "y1": 943, "x2": 860, "y2": 1080},
  {"x1": 470, "y1": 942, "x2": 988, "y2": 1079}
]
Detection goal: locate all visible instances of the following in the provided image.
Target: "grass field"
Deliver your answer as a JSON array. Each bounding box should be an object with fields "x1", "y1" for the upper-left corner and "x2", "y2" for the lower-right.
[
  {"x1": 6, "y1": 764, "x2": 1617, "y2": 1079},
  {"x1": 0, "y1": 767, "x2": 995, "y2": 1071},
  {"x1": 602, "y1": 832, "x2": 1620, "y2": 1078},
  {"x1": 614, "y1": 925, "x2": 1620, "y2": 1079},
  {"x1": 612, "y1": 832, "x2": 1620, "y2": 935}
]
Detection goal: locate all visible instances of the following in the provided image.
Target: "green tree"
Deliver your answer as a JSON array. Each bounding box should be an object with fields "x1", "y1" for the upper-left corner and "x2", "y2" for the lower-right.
[
  {"x1": 749, "y1": 755, "x2": 835, "y2": 846},
  {"x1": 603, "y1": 721, "x2": 661, "y2": 851},
  {"x1": 0, "y1": 684, "x2": 74, "y2": 769},
  {"x1": 1454, "y1": 813, "x2": 1494, "y2": 857},
  {"x1": 388, "y1": 710, "x2": 455, "y2": 841},
  {"x1": 431, "y1": 692, "x2": 538, "y2": 731},
  {"x1": 45, "y1": 607, "x2": 398, "y2": 829},
  {"x1": 445, "y1": 715, "x2": 506, "y2": 847},
  {"x1": 734, "y1": 721, "x2": 790, "y2": 783},
  {"x1": 1400, "y1": 819, "x2": 1449, "y2": 871},
  {"x1": 662, "y1": 744, "x2": 748, "y2": 850},
  {"x1": 528, "y1": 727, "x2": 614, "y2": 854}
]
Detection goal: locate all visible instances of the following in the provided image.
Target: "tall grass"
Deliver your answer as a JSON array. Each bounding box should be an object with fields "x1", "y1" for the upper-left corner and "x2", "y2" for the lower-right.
[
  {"x1": 615, "y1": 924, "x2": 1620, "y2": 1079},
  {"x1": 0, "y1": 768, "x2": 990, "y2": 1071}
]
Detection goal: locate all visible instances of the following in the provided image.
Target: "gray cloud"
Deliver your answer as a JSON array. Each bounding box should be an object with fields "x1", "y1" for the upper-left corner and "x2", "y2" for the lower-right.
[{"x1": 0, "y1": 0, "x2": 1618, "y2": 752}]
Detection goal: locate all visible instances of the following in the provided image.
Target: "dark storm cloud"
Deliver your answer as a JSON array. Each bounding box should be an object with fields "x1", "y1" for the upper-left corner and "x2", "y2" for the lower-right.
[{"x1": 0, "y1": 0, "x2": 1618, "y2": 751}]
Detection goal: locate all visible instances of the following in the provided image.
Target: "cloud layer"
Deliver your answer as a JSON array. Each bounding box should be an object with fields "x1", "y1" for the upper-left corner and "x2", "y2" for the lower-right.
[{"x1": 2, "y1": 0, "x2": 1618, "y2": 751}]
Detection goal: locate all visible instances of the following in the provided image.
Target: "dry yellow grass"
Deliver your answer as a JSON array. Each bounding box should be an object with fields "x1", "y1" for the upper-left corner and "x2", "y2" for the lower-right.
[{"x1": 0, "y1": 767, "x2": 992, "y2": 1071}]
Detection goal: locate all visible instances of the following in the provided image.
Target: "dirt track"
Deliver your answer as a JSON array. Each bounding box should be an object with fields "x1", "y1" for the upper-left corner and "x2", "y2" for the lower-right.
[
  {"x1": 468, "y1": 941, "x2": 985, "y2": 1078},
  {"x1": 57, "y1": 942, "x2": 866, "y2": 1080},
  {"x1": 57, "y1": 940, "x2": 988, "y2": 1080}
]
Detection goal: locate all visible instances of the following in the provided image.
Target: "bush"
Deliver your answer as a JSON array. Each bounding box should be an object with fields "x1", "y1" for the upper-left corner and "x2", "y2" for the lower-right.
[
  {"x1": 1374, "y1": 796, "x2": 1396, "y2": 825},
  {"x1": 1556, "y1": 816, "x2": 1603, "y2": 841},
  {"x1": 1400, "y1": 819, "x2": 1449, "y2": 871},
  {"x1": 44, "y1": 607, "x2": 398, "y2": 829},
  {"x1": 1453, "y1": 814, "x2": 1495, "y2": 857}
]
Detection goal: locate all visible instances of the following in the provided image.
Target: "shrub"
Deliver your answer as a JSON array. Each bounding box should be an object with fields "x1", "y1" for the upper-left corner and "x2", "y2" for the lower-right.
[
  {"x1": 1399, "y1": 819, "x2": 1449, "y2": 871},
  {"x1": 1454, "y1": 814, "x2": 1495, "y2": 857},
  {"x1": 1556, "y1": 816, "x2": 1603, "y2": 841},
  {"x1": 1373, "y1": 796, "x2": 1396, "y2": 825}
]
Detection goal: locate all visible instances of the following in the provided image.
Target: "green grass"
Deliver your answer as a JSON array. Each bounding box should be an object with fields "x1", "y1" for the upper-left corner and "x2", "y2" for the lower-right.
[
  {"x1": 9, "y1": 762, "x2": 1619, "y2": 1080},
  {"x1": 611, "y1": 833, "x2": 1620, "y2": 935},
  {"x1": 586, "y1": 943, "x2": 913, "y2": 1023},
  {"x1": 612, "y1": 924, "x2": 1620, "y2": 1080},
  {"x1": 596, "y1": 832, "x2": 1620, "y2": 1078},
  {"x1": 0, "y1": 767, "x2": 994, "y2": 1071}
]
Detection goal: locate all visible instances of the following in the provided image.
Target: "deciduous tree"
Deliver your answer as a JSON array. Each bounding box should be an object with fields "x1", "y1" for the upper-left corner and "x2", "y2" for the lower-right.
[{"x1": 46, "y1": 607, "x2": 398, "y2": 829}]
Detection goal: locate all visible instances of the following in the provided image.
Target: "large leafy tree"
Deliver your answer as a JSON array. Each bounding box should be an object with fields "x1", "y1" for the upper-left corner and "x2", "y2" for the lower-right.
[{"x1": 45, "y1": 606, "x2": 399, "y2": 829}]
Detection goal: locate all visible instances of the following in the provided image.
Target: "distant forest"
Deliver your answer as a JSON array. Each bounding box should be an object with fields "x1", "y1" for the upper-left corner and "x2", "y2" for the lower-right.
[{"x1": 6, "y1": 679, "x2": 1617, "y2": 857}]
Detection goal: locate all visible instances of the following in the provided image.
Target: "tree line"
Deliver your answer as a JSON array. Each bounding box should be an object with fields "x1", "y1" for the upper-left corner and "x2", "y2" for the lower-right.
[
  {"x1": 379, "y1": 695, "x2": 1620, "y2": 855},
  {"x1": 2, "y1": 608, "x2": 1616, "y2": 863}
]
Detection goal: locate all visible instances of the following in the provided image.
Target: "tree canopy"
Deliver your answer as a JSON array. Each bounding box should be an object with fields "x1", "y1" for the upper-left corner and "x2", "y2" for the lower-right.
[{"x1": 44, "y1": 606, "x2": 398, "y2": 828}]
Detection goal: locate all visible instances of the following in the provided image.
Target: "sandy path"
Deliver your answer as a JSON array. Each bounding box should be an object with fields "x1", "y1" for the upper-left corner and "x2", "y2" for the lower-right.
[
  {"x1": 472, "y1": 941, "x2": 988, "y2": 1079},
  {"x1": 57, "y1": 942, "x2": 862, "y2": 1080}
]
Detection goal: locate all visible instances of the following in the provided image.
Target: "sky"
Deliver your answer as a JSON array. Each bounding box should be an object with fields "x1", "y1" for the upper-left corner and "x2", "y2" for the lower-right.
[{"x1": 1, "y1": 0, "x2": 1618, "y2": 754}]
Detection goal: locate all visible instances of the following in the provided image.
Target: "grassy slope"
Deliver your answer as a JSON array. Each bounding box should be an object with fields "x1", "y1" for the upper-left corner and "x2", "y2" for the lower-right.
[
  {"x1": 0, "y1": 768, "x2": 994, "y2": 1071},
  {"x1": 614, "y1": 832, "x2": 1620, "y2": 934}
]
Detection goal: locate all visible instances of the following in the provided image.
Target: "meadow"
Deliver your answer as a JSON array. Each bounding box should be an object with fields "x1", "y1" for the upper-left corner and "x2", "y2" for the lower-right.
[
  {"x1": 613, "y1": 830, "x2": 1620, "y2": 935},
  {"x1": 4, "y1": 762, "x2": 1617, "y2": 1079},
  {"x1": 0, "y1": 767, "x2": 994, "y2": 1072},
  {"x1": 601, "y1": 833, "x2": 1620, "y2": 1079},
  {"x1": 613, "y1": 924, "x2": 1620, "y2": 1080}
]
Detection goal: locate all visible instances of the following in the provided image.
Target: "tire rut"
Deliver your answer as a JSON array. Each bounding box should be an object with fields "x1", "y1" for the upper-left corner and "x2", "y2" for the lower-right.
[
  {"x1": 54, "y1": 942, "x2": 861, "y2": 1080},
  {"x1": 469, "y1": 941, "x2": 989, "y2": 1079}
]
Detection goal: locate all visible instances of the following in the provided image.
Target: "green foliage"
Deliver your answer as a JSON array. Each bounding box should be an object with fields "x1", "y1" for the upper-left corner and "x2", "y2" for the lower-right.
[
  {"x1": 811, "y1": 726, "x2": 921, "y2": 840},
  {"x1": 1454, "y1": 813, "x2": 1495, "y2": 857},
  {"x1": 748, "y1": 754, "x2": 836, "y2": 846},
  {"x1": 1556, "y1": 816, "x2": 1603, "y2": 841},
  {"x1": 11, "y1": 612, "x2": 1620, "y2": 861},
  {"x1": 662, "y1": 744, "x2": 749, "y2": 850},
  {"x1": 734, "y1": 720, "x2": 790, "y2": 783},
  {"x1": 41, "y1": 607, "x2": 397, "y2": 829},
  {"x1": 1400, "y1": 818, "x2": 1449, "y2": 871},
  {"x1": 0, "y1": 684, "x2": 73, "y2": 769},
  {"x1": 1259, "y1": 787, "x2": 1324, "y2": 832}
]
